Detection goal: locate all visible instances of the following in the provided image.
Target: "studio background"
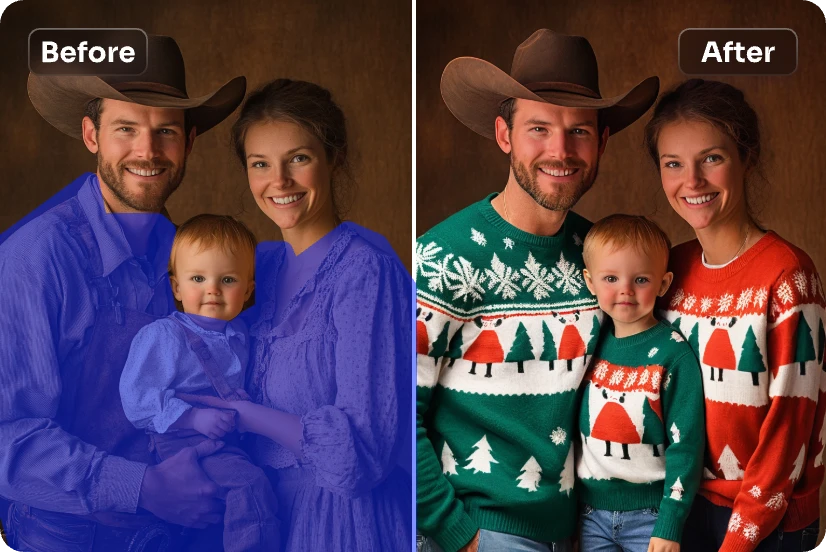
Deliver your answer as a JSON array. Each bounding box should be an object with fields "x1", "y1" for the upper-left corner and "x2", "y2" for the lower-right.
[
  {"x1": 417, "y1": 0, "x2": 825, "y2": 279},
  {"x1": 0, "y1": 0, "x2": 411, "y2": 270}
]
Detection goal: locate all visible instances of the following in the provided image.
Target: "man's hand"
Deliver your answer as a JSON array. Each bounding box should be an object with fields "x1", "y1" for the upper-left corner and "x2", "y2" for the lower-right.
[
  {"x1": 458, "y1": 530, "x2": 480, "y2": 552},
  {"x1": 648, "y1": 537, "x2": 680, "y2": 552},
  {"x1": 191, "y1": 407, "x2": 236, "y2": 439},
  {"x1": 138, "y1": 439, "x2": 225, "y2": 528}
]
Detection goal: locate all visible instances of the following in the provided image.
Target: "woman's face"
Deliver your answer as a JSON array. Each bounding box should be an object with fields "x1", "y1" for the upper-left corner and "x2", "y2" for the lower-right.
[
  {"x1": 657, "y1": 119, "x2": 749, "y2": 231},
  {"x1": 244, "y1": 120, "x2": 335, "y2": 233}
]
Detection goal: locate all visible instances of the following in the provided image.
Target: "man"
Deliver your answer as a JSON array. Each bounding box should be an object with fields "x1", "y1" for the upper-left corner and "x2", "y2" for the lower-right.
[
  {"x1": 415, "y1": 29, "x2": 659, "y2": 552},
  {"x1": 0, "y1": 35, "x2": 246, "y2": 551}
]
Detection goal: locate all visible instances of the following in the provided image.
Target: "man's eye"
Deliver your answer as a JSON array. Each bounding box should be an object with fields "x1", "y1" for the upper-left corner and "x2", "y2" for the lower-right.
[
  {"x1": 635, "y1": 277, "x2": 650, "y2": 284},
  {"x1": 222, "y1": 277, "x2": 237, "y2": 284},
  {"x1": 604, "y1": 276, "x2": 618, "y2": 283},
  {"x1": 530, "y1": 127, "x2": 546, "y2": 133},
  {"x1": 571, "y1": 128, "x2": 587, "y2": 135},
  {"x1": 159, "y1": 129, "x2": 174, "y2": 135},
  {"x1": 191, "y1": 275, "x2": 205, "y2": 283},
  {"x1": 118, "y1": 127, "x2": 133, "y2": 132}
]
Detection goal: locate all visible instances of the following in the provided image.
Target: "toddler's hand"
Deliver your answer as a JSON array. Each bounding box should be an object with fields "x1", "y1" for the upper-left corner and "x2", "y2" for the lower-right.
[
  {"x1": 192, "y1": 407, "x2": 236, "y2": 439},
  {"x1": 648, "y1": 537, "x2": 679, "y2": 552}
]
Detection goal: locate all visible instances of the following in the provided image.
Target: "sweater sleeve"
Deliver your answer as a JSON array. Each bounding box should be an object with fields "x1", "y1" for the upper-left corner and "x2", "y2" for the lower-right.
[
  {"x1": 415, "y1": 235, "x2": 479, "y2": 552},
  {"x1": 719, "y1": 262, "x2": 825, "y2": 552},
  {"x1": 653, "y1": 351, "x2": 705, "y2": 543}
]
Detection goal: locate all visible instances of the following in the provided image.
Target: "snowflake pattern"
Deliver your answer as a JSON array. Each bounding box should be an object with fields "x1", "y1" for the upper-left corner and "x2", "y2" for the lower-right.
[
  {"x1": 718, "y1": 293, "x2": 734, "y2": 312},
  {"x1": 748, "y1": 486, "x2": 762, "y2": 499},
  {"x1": 638, "y1": 370, "x2": 650, "y2": 386},
  {"x1": 550, "y1": 427, "x2": 567, "y2": 446},
  {"x1": 737, "y1": 288, "x2": 754, "y2": 312},
  {"x1": 753, "y1": 288, "x2": 768, "y2": 309},
  {"x1": 609, "y1": 369, "x2": 625, "y2": 386},
  {"x1": 743, "y1": 523, "x2": 759, "y2": 543},
  {"x1": 594, "y1": 361, "x2": 609, "y2": 380},
  {"x1": 684, "y1": 294, "x2": 697, "y2": 311},
  {"x1": 520, "y1": 252, "x2": 555, "y2": 300},
  {"x1": 651, "y1": 371, "x2": 661, "y2": 390},
  {"x1": 728, "y1": 513, "x2": 742, "y2": 532},
  {"x1": 573, "y1": 233, "x2": 583, "y2": 246},
  {"x1": 485, "y1": 253, "x2": 521, "y2": 300},
  {"x1": 663, "y1": 373, "x2": 673, "y2": 390},
  {"x1": 671, "y1": 331, "x2": 684, "y2": 343},
  {"x1": 648, "y1": 347, "x2": 659, "y2": 358},
  {"x1": 503, "y1": 237, "x2": 514, "y2": 250},
  {"x1": 671, "y1": 289, "x2": 685, "y2": 307},
  {"x1": 444, "y1": 257, "x2": 486, "y2": 303},
  {"x1": 813, "y1": 274, "x2": 821, "y2": 300},
  {"x1": 470, "y1": 228, "x2": 487, "y2": 246},
  {"x1": 777, "y1": 280, "x2": 794, "y2": 305},
  {"x1": 700, "y1": 297, "x2": 713, "y2": 312},
  {"x1": 416, "y1": 242, "x2": 448, "y2": 291},
  {"x1": 765, "y1": 492, "x2": 784, "y2": 510},
  {"x1": 551, "y1": 253, "x2": 584, "y2": 296},
  {"x1": 624, "y1": 371, "x2": 638, "y2": 388},
  {"x1": 793, "y1": 270, "x2": 808, "y2": 297}
]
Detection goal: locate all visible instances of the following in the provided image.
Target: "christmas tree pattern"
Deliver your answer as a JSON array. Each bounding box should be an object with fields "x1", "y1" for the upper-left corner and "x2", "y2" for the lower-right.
[
  {"x1": 738, "y1": 326, "x2": 766, "y2": 386},
  {"x1": 416, "y1": 308, "x2": 433, "y2": 355},
  {"x1": 464, "y1": 317, "x2": 504, "y2": 378},
  {"x1": 441, "y1": 442, "x2": 458, "y2": 475},
  {"x1": 464, "y1": 434, "x2": 499, "y2": 474},
  {"x1": 539, "y1": 321, "x2": 558, "y2": 370},
  {"x1": 790, "y1": 444, "x2": 805, "y2": 481},
  {"x1": 559, "y1": 445, "x2": 574, "y2": 496},
  {"x1": 670, "y1": 423, "x2": 680, "y2": 444},
  {"x1": 687, "y1": 322, "x2": 700, "y2": 359},
  {"x1": 718, "y1": 445, "x2": 744, "y2": 480},
  {"x1": 516, "y1": 456, "x2": 542, "y2": 492},
  {"x1": 429, "y1": 322, "x2": 450, "y2": 366},
  {"x1": 555, "y1": 311, "x2": 586, "y2": 371},
  {"x1": 587, "y1": 315, "x2": 600, "y2": 355},
  {"x1": 670, "y1": 477, "x2": 684, "y2": 500},
  {"x1": 703, "y1": 317, "x2": 738, "y2": 382},
  {"x1": 816, "y1": 412, "x2": 826, "y2": 468},
  {"x1": 641, "y1": 395, "x2": 664, "y2": 457},
  {"x1": 671, "y1": 317, "x2": 682, "y2": 334},
  {"x1": 445, "y1": 327, "x2": 464, "y2": 367},
  {"x1": 505, "y1": 322, "x2": 535, "y2": 373},
  {"x1": 794, "y1": 313, "x2": 815, "y2": 376},
  {"x1": 580, "y1": 383, "x2": 591, "y2": 441}
]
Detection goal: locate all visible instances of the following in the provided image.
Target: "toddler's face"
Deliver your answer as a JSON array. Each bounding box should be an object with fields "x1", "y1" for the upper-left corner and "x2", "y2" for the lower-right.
[
  {"x1": 583, "y1": 245, "x2": 672, "y2": 332},
  {"x1": 170, "y1": 241, "x2": 254, "y2": 321}
]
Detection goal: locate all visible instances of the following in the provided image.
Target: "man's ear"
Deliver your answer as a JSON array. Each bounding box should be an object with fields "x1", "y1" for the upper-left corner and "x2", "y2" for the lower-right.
[
  {"x1": 658, "y1": 271, "x2": 674, "y2": 297},
  {"x1": 583, "y1": 268, "x2": 596, "y2": 295},
  {"x1": 82, "y1": 116, "x2": 99, "y2": 154},
  {"x1": 494, "y1": 116, "x2": 512, "y2": 154},
  {"x1": 170, "y1": 275, "x2": 182, "y2": 301},
  {"x1": 185, "y1": 126, "x2": 197, "y2": 156},
  {"x1": 597, "y1": 125, "x2": 609, "y2": 157}
]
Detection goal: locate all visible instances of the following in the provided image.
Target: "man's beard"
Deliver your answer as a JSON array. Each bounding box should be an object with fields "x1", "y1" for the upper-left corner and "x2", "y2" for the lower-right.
[
  {"x1": 98, "y1": 156, "x2": 186, "y2": 212},
  {"x1": 511, "y1": 155, "x2": 600, "y2": 212}
]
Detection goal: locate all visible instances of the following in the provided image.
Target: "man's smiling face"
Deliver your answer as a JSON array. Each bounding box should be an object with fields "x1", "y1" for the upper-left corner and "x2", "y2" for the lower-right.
[{"x1": 83, "y1": 99, "x2": 195, "y2": 212}]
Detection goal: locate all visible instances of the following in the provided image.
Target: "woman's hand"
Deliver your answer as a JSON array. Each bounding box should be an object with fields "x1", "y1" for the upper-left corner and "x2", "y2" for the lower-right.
[
  {"x1": 648, "y1": 537, "x2": 680, "y2": 552},
  {"x1": 176, "y1": 392, "x2": 254, "y2": 432}
]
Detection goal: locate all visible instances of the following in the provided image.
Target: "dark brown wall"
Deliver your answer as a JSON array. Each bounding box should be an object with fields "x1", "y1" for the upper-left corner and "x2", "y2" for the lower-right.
[
  {"x1": 0, "y1": 0, "x2": 411, "y2": 269},
  {"x1": 417, "y1": 0, "x2": 826, "y2": 278}
]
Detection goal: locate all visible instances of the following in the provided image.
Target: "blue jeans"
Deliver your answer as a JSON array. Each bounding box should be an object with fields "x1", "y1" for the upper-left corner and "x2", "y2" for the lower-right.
[
  {"x1": 580, "y1": 503, "x2": 660, "y2": 552},
  {"x1": 682, "y1": 495, "x2": 820, "y2": 551},
  {"x1": 417, "y1": 530, "x2": 573, "y2": 552}
]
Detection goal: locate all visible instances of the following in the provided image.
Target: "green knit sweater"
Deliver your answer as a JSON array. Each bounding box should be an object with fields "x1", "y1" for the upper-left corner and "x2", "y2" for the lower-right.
[
  {"x1": 577, "y1": 320, "x2": 705, "y2": 542},
  {"x1": 415, "y1": 194, "x2": 602, "y2": 551}
]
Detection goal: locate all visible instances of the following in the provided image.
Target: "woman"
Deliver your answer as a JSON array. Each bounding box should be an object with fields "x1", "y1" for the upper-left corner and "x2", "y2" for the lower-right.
[
  {"x1": 184, "y1": 79, "x2": 411, "y2": 551},
  {"x1": 646, "y1": 79, "x2": 825, "y2": 551}
]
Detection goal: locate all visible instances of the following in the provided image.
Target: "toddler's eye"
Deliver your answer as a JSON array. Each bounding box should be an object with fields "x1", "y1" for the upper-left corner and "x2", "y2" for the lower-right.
[
  {"x1": 191, "y1": 275, "x2": 205, "y2": 283},
  {"x1": 635, "y1": 277, "x2": 650, "y2": 284},
  {"x1": 222, "y1": 277, "x2": 237, "y2": 284},
  {"x1": 604, "y1": 276, "x2": 618, "y2": 283}
]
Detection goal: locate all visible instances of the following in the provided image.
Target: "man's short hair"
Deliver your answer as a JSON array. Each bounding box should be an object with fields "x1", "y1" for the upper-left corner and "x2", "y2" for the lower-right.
[
  {"x1": 582, "y1": 214, "x2": 671, "y2": 270},
  {"x1": 84, "y1": 98, "x2": 195, "y2": 138},
  {"x1": 498, "y1": 97, "x2": 606, "y2": 137},
  {"x1": 168, "y1": 214, "x2": 257, "y2": 279}
]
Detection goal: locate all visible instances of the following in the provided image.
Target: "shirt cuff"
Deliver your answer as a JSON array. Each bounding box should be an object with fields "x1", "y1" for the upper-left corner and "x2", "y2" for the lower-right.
[{"x1": 92, "y1": 454, "x2": 147, "y2": 513}]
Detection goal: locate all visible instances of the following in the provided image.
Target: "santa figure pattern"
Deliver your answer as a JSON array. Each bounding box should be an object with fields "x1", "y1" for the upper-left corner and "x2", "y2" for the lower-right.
[{"x1": 659, "y1": 232, "x2": 826, "y2": 550}]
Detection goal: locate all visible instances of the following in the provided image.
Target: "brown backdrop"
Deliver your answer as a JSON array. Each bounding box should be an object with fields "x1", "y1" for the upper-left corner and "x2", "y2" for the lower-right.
[
  {"x1": 0, "y1": 0, "x2": 411, "y2": 269},
  {"x1": 417, "y1": 0, "x2": 825, "y2": 279}
]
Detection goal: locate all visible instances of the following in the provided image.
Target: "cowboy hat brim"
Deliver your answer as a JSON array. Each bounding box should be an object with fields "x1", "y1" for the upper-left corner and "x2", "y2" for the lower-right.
[
  {"x1": 27, "y1": 73, "x2": 247, "y2": 139},
  {"x1": 440, "y1": 56, "x2": 659, "y2": 139}
]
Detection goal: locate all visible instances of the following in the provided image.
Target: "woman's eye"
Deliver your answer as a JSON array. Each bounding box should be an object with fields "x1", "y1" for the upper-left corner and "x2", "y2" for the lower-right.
[
  {"x1": 635, "y1": 277, "x2": 650, "y2": 284},
  {"x1": 250, "y1": 161, "x2": 267, "y2": 169},
  {"x1": 704, "y1": 154, "x2": 722, "y2": 163},
  {"x1": 663, "y1": 161, "x2": 680, "y2": 169},
  {"x1": 191, "y1": 275, "x2": 205, "y2": 283},
  {"x1": 604, "y1": 276, "x2": 618, "y2": 283},
  {"x1": 222, "y1": 277, "x2": 237, "y2": 284},
  {"x1": 291, "y1": 154, "x2": 309, "y2": 163}
]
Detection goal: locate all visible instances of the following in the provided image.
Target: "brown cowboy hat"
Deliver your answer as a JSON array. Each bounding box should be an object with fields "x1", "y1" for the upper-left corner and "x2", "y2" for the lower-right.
[
  {"x1": 27, "y1": 35, "x2": 246, "y2": 139},
  {"x1": 441, "y1": 29, "x2": 659, "y2": 139}
]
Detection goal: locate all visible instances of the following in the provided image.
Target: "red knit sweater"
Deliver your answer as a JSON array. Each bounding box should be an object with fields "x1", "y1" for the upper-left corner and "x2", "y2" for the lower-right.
[{"x1": 659, "y1": 231, "x2": 826, "y2": 552}]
